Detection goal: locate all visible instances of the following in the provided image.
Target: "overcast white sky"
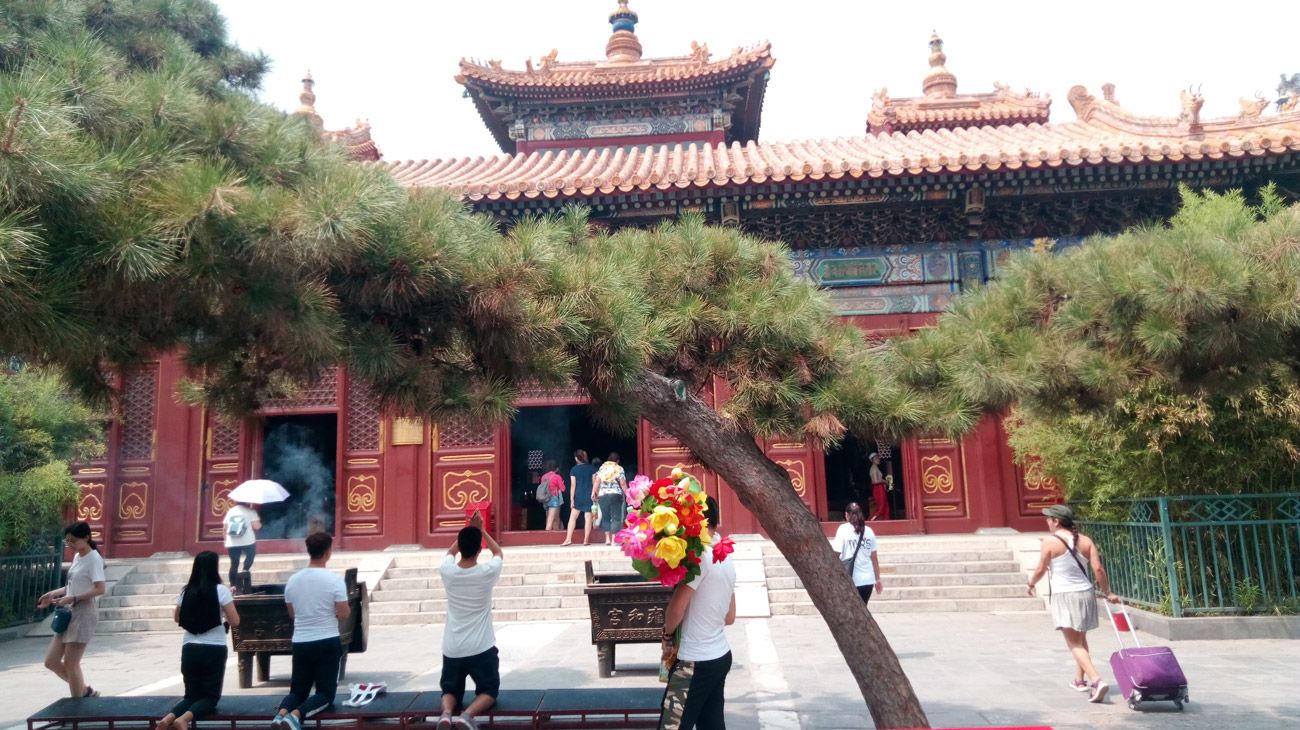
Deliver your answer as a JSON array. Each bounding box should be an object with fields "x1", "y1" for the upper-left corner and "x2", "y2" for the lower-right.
[{"x1": 214, "y1": 0, "x2": 1295, "y2": 162}]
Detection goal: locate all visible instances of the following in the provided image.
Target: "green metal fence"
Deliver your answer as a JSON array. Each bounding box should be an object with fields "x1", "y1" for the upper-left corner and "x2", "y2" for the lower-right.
[
  {"x1": 1078, "y1": 494, "x2": 1300, "y2": 617},
  {"x1": 0, "y1": 535, "x2": 62, "y2": 629}
]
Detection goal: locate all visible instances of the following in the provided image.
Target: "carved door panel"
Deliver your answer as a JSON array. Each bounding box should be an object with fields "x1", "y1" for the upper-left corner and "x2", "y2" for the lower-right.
[
  {"x1": 200, "y1": 415, "x2": 246, "y2": 543},
  {"x1": 910, "y1": 436, "x2": 975, "y2": 533},
  {"x1": 761, "y1": 437, "x2": 820, "y2": 523},
  {"x1": 340, "y1": 376, "x2": 384, "y2": 543},
  {"x1": 112, "y1": 366, "x2": 159, "y2": 548},
  {"x1": 427, "y1": 416, "x2": 498, "y2": 543}
]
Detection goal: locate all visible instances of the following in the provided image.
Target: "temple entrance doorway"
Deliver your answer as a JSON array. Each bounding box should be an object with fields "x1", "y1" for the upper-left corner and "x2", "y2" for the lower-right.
[
  {"x1": 507, "y1": 405, "x2": 637, "y2": 533},
  {"x1": 257, "y1": 414, "x2": 338, "y2": 539},
  {"x1": 822, "y1": 435, "x2": 905, "y2": 521}
]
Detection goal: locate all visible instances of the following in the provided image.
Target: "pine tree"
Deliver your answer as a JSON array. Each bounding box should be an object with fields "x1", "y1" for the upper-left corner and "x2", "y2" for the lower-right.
[
  {"x1": 0, "y1": 2, "x2": 935, "y2": 725},
  {"x1": 882, "y1": 187, "x2": 1300, "y2": 503}
]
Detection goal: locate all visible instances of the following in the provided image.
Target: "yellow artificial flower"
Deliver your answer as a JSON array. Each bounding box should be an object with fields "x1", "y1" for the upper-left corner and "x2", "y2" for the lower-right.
[
  {"x1": 693, "y1": 490, "x2": 708, "y2": 506},
  {"x1": 698, "y1": 523, "x2": 712, "y2": 545},
  {"x1": 650, "y1": 505, "x2": 680, "y2": 535},
  {"x1": 654, "y1": 535, "x2": 688, "y2": 568}
]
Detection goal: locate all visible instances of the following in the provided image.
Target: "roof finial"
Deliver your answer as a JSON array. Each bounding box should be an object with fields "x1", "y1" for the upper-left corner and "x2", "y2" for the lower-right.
[
  {"x1": 922, "y1": 31, "x2": 958, "y2": 98},
  {"x1": 605, "y1": 0, "x2": 642, "y2": 64},
  {"x1": 295, "y1": 71, "x2": 324, "y2": 130}
]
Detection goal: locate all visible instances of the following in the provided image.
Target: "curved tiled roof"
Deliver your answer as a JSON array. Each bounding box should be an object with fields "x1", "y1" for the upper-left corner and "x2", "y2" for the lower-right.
[
  {"x1": 868, "y1": 86, "x2": 1052, "y2": 134},
  {"x1": 385, "y1": 97, "x2": 1300, "y2": 201},
  {"x1": 456, "y1": 42, "x2": 774, "y2": 94}
]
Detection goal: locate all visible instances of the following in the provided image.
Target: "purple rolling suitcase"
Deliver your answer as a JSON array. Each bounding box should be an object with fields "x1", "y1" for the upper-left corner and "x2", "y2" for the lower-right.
[{"x1": 1107, "y1": 603, "x2": 1189, "y2": 710}]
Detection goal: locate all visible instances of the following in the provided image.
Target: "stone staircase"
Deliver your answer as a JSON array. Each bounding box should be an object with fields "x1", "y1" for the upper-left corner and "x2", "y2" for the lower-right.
[
  {"x1": 91, "y1": 535, "x2": 1042, "y2": 632},
  {"x1": 765, "y1": 536, "x2": 1042, "y2": 615},
  {"x1": 367, "y1": 546, "x2": 629, "y2": 625},
  {"x1": 95, "y1": 554, "x2": 365, "y2": 634}
]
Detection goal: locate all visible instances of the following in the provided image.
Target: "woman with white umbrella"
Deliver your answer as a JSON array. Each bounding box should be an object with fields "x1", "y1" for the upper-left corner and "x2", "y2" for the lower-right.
[{"x1": 223, "y1": 480, "x2": 288, "y2": 590}]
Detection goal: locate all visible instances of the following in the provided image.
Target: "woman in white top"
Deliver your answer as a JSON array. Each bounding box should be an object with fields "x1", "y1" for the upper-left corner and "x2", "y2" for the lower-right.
[
  {"x1": 1027, "y1": 504, "x2": 1120, "y2": 703},
  {"x1": 158, "y1": 551, "x2": 241, "y2": 730},
  {"x1": 832, "y1": 502, "x2": 884, "y2": 604},
  {"x1": 36, "y1": 521, "x2": 107, "y2": 698},
  {"x1": 223, "y1": 502, "x2": 261, "y2": 590},
  {"x1": 592, "y1": 452, "x2": 628, "y2": 546}
]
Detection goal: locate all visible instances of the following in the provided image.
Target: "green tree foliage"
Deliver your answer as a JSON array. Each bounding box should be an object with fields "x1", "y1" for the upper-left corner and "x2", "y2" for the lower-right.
[
  {"x1": 0, "y1": 365, "x2": 103, "y2": 551},
  {"x1": 0, "y1": 2, "x2": 931, "y2": 723},
  {"x1": 884, "y1": 187, "x2": 1300, "y2": 502}
]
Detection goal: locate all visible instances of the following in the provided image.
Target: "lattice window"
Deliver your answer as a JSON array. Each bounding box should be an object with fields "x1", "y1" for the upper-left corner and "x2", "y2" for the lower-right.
[
  {"x1": 439, "y1": 416, "x2": 495, "y2": 449},
  {"x1": 650, "y1": 423, "x2": 674, "y2": 442},
  {"x1": 518, "y1": 378, "x2": 587, "y2": 401},
  {"x1": 345, "y1": 378, "x2": 381, "y2": 452},
  {"x1": 209, "y1": 418, "x2": 241, "y2": 458},
  {"x1": 263, "y1": 369, "x2": 339, "y2": 409},
  {"x1": 118, "y1": 366, "x2": 158, "y2": 461}
]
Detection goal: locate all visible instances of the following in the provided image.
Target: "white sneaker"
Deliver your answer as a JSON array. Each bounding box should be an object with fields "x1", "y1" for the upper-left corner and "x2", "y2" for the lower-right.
[
  {"x1": 1089, "y1": 680, "x2": 1109, "y2": 703},
  {"x1": 454, "y1": 716, "x2": 479, "y2": 730}
]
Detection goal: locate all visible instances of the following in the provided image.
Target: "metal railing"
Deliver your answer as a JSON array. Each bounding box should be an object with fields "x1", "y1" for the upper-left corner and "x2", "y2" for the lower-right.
[
  {"x1": 1078, "y1": 494, "x2": 1300, "y2": 617},
  {"x1": 0, "y1": 535, "x2": 62, "y2": 629}
]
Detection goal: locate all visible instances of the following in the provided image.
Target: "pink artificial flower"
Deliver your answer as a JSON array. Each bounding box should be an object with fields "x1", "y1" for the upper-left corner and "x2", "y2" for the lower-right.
[
  {"x1": 711, "y1": 535, "x2": 735, "y2": 563},
  {"x1": 657, "y1": 562, "x2": 688, "y2": 587},
  {"x1": 616, "y1": 517, "x2": 655, "y2": 560},
  {"x1": 626, "y1": 474, "x2": 652, "y2": 508}
]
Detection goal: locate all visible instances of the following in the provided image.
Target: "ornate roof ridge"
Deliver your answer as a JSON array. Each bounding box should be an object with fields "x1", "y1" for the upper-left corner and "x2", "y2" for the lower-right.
[
  {"x1": 380, "y1": 113, "x2": 1300, "y2": 200},
  {"x1": 455, "y1": 41, "x2": 774, "y2": 89},
  {"x1": 292, "y1": 72, "x2": 381, "y2": 161},
  {"x1": 1069, "y1": 83, "x2": 1300, "y2": 139},
  {"x1": 867, "y1": 33, "x2": 1049, "y2": 134}
]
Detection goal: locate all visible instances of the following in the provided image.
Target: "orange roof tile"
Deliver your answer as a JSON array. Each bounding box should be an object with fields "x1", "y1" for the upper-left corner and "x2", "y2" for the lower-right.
[{"x1": 384, "y1": 90, "x2": 1300, "y2": 201}]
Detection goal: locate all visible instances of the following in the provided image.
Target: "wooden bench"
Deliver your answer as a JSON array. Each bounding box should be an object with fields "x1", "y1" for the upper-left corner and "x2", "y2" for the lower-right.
[{"x1": 27, "y1": 688, "x2": 664, "y2": 730}]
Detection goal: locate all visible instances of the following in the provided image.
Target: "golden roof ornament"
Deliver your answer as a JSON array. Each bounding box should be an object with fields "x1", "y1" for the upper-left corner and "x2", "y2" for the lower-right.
[
  {"x1": 922, "y1": 31, "x2": 958, "y2": 98},
  {"x1": 295, "y1": 71, "x2": 323, "y2": 130},
  {"x1": 605, "y1": 0, "x2": 642, "y2": 64}
]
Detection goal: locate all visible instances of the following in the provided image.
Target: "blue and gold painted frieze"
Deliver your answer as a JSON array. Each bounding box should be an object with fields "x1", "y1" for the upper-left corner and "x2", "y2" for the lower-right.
[{"x1": 792, "y1": 237, "x2": 1082, "y2": 314}]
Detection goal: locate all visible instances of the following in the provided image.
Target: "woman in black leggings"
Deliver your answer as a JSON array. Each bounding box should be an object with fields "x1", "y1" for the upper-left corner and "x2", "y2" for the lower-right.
[{"x1": 158, "y1": 552, "x2": 241, "y2": 730}]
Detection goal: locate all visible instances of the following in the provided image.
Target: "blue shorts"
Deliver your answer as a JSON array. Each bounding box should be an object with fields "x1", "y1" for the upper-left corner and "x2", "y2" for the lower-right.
[{"x1": 546, "y1": 494, "x2": 563, "y2": 509}]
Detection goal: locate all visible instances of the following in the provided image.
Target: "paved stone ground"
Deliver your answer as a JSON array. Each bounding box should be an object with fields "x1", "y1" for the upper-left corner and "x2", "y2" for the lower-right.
[{"x1": 2, "y1": 610, "x2": 1294, "y2": 729}]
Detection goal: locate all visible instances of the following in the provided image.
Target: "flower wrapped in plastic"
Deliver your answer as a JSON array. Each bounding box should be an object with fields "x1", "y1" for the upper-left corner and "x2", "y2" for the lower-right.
[{"x1": 614, "y1": 467, "x2": 727, "y2": 587}]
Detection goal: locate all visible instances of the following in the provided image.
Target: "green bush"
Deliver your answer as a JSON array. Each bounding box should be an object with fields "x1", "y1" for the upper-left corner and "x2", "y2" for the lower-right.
[{"x1": 0, "y1": 367, "x2": 104, "y2": 553}]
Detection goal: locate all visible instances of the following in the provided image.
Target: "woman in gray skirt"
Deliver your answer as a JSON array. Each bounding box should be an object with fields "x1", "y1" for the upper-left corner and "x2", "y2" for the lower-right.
[
  {"x1": 37, "y1": 521, "x2": 107, "y2": 698},
  {"x1": 1026, "y1": 504, "x2": 1120, "y2": 703}
]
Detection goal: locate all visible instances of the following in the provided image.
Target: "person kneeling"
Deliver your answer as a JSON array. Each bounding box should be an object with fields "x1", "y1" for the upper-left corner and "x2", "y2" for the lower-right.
[
  {"x1": 436, "y1": 511, "x2": 503, "y2": 730},
  {"x1": 272, "y1": 532, "x2": 350, "y2": 730}
]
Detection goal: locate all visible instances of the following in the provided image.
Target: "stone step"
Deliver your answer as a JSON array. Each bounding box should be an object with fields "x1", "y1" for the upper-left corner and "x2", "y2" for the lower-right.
[
  {"x1": 128, "y1": 557, "x2": 363, "y2": 576},
  {"x1": 370, "y1": 584, "x2": 587, "y2": 604},
  {"x1": 761, "y1": 538, "x2": 1010, "y2": 555},
  {"x1": 767, "y1": 584, "x2": 1029, "y2": 604},
  {"x1": 763, "y1": 560, "x2": 1021, "y2": 579},
  {"x1": 390, "y1": 551, "x2": 623, "y2": 568},
  {"x1": 769, "y1": 597, "x2": 1043, "y2": 615},
  {"x1": 764, "y1": 572, "x2": 1027, "y2": 591},
  {"x1": 368, "y1": 607, "x2": 590, "y2": 626},
  {"x1": 96, "y1": 618, "x2": 184, "y2": 633},
  {"x1": 764, "y1": 550, "x2": 1014, "y2": 565},
  {"x1": 97, "y1": 605, "x2": 178, "y2": 621}
]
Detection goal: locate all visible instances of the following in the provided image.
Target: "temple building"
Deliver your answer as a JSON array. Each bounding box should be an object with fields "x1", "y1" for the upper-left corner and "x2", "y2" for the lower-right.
[{"x1": 73, "y1": 5, "x2": 1300, "y2": 557}]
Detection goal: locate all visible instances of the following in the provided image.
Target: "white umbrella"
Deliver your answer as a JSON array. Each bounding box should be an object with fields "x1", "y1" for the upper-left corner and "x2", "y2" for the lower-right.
[{"x1": 228, "y1": 479, "x2": 290, "y2": 505}]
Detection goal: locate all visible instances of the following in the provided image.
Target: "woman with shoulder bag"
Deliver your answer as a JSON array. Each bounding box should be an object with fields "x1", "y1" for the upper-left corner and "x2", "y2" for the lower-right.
[
  {"x1": 831, "y1": 503, "x2": 883, "y2": 604},
  {"x1": 1026, "y1": 504, "x2": 1120, "y2": 704},
  {"x1": 593, "y1": 453, "x2": 628, "y2": 546},
  {"x1": 158, "y1": 551, "x2": 241, "y2": 730},
  {"x1": 36, "y1": 521, "x2": 107, "y2": 698}
]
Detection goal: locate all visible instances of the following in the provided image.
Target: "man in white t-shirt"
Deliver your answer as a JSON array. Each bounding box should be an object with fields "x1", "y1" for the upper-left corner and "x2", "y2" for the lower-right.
[
  {"x1": 659, "y1": 497, "x2": 737, "y2": 730},
  {"x1": 435, "y1": 510, "x2": 503, "y2": 730},
  {"x1": 222, "y1": 502, "x2": 261, "y2": 591},
  {"x1": 273, "y1": 532, "x2": 350, "y2": 730}
]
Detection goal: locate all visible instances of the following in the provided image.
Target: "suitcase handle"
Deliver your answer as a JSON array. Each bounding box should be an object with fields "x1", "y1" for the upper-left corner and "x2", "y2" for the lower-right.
[{"x1": 1107, "y1": 599, "x2": 1142, "y2": 648}]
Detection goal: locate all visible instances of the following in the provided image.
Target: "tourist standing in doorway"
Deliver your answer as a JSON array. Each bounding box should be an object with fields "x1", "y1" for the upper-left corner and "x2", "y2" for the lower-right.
[
  {"x1": 659, "y1": 497, "x2": 737, "y2": 730},
  {"x1": 539, "y1": 460, "x2": 565, "y2": 531},
  {"x1": 593, "y1": 452, "x2": 628, "y2": 546},
  {"x1": 37, "y1": 521, "x2": 106, "y2": 698},
  {"x1": 1026, "y1": 504, "x2": 1120, "y2": 703},
  {"x1": 273, "y1": 532, "x2": 350, "y2": 730},
  {"x1": 157, "y1": 551, "x2": 240, "y2": 730},
  {"x1": 867, "y1": 453, "x2": 889, "y2": 521},
  {"x1": 561, "y1": 450, "x2": 597, "y2": 546},
  {"x1": 223, "y1": 501, "x2": 261, "y2": 591},
  {"x1": 436, "y1": 510, "x2": 503, "y2": 730},
  {"x1": 832, "y1": 502, "x2": 883, "y2": 604}
]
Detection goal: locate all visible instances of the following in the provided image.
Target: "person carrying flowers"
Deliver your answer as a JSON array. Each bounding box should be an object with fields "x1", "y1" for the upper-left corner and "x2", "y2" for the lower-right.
[{"x1": 614, "y1": 470, "x2": 737, "y2": 729}]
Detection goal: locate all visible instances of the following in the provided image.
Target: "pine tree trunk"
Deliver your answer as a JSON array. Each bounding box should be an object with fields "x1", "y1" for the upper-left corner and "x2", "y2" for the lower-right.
[{"x1": 630, "y1": 371, "x2": 930, "y2": 729}]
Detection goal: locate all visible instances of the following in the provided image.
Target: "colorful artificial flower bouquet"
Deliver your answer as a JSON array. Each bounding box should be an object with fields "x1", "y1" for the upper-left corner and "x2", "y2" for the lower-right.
[{"x1": 614, "y1": 469, "x2": 734, "y2": 588}]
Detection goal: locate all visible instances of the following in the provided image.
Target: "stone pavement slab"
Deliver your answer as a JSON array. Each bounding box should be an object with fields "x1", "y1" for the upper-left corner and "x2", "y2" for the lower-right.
[{"x1": 2, "y1": 609, "x2": 1294, "y2": 729}]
